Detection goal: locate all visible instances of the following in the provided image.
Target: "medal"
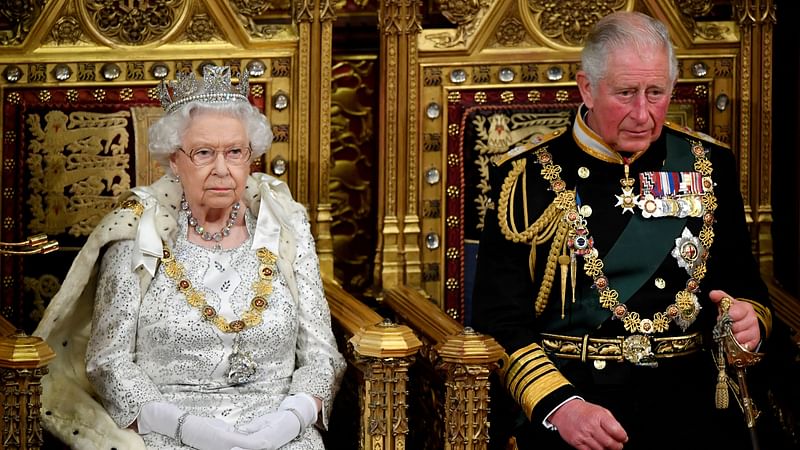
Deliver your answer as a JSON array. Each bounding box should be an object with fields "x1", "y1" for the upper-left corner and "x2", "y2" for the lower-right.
[
  {"x1": 614, "y1": 163, "x2": 637, "y2": 214},
  {"x1": 228, "y1": 336, "x2": 258, "y2": 385}
]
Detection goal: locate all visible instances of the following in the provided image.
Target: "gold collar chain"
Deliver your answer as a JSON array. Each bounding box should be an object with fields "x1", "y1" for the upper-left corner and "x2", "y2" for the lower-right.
[
  {"x1": 161, "y1": 242, "x2": 277, "y2": 333},
  {"x1": 533, "y1": 139, "x2": 717, "y2": 334}
]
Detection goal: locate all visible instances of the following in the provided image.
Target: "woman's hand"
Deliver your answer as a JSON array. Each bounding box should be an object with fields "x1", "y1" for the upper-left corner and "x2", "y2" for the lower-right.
[
  {"x1": 231, "y1": 393, "x2": 319, "y2": 450},
  {"x1": 137, "y1": 401, "x2": 262, "y2": 450},
  {"x1": 709, "y1": 289, "x2": 761, "y2": 351},
  {"x1": 549, "y1": 399, "x2": 628, "y2": 450},
  {"x1": 232, "y1": 410, "x2": 302, "y2": 450},
  {"x1": 180, "y1": 415, "x2": 269, "y2": 450}
]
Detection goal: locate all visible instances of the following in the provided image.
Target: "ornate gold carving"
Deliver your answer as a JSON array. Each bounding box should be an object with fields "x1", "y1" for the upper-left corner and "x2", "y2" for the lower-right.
[
  {"x1": 185, "y1": 13, "x2": 218, "y2": 42},
  {"x1": 424, "y1": 67, "x2": 442, "y2": 86},
  {"x1": 359, "y1": 358, "x2": 413, "y2": 448},
  {"x1": 496, "y1": 16, "x2": 527, "y2": 47},
  {"x1": 272, "y1": 58, "x2": 291, "y2": 77},
  {"x1": 272, "y1": 124, "x2": 289, "y2": 142},
  {"x1": 0, "y1": 368, "x2": 49, "y2": 448},
  {"x1": 331, "y1": 59, "x2": 377, "y2": 294},
  {"x1": 78, "y1": 63, "x2": 95, "y2": 81},
  {"x1": 50, "y1": 15, "x2": 83, "y2": 45},
  {"x1": 0, "y1": 0, "x2": 45, "y2": 45},
  {"x1": 295, "y1": 0, "x2": 314, "y2": 23},
  {"x1": 528, "y1": 0, "x2": 630, "y2": 48},
  {"x1": 436, "y1": 328, "x2": 503, "y2": 448},
  {"x1": 230, "y1": 0, "x2": 292, "y2": 38},
  {"x1": 26, "y1": 110, "x2": 131, "y2": 236},
  {"x1": 472, "y1": 66, "x2": 490, "y2": 84},
  {"x1": 83, "y1": 0, "x2": 186, "y2": 46},
  {"x1": 423, "y1": 263, "x2": 440, "y2": 282},
  {"x1": 694, "y1": 22, "x2": 731, "y2": 41},
  {"x1": 423, "y1": 200, "x2": 441, "y2": 218},
  {"x1": 23, "y1": 273, "x2": 59, "y2": 326},
  {"x1": 0, "y1": 331, "x2": 54, "y2": 449},
  {"x1": 28, "y1": 64, "x2": 46, "y2": 82},
  {"x1": 426, "y1": 0, "x2": 490, "y2": 48},
  {"x1": 424, "y1": 133, "x2": 441, "y2": 152}
]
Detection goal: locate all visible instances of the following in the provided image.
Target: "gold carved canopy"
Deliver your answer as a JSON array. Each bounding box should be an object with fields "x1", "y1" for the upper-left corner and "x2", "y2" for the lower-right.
[{"x1": 0, "y1": 0, "x2": 336, "y2": 329}]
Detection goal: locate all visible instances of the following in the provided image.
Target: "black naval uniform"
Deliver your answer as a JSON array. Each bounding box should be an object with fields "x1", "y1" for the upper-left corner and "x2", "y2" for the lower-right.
[{"x1": 471, "y1": 107, "x2": 772, "y2": 450}]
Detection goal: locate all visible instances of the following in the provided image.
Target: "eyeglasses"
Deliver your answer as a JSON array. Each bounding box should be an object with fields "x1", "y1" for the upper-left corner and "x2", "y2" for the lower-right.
[{"x1": 178, "y1": 146, "x2": 252, "y2": 167}]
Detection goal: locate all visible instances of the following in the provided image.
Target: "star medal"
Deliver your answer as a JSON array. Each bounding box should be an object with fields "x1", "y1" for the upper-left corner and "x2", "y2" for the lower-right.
[
  {"x1": 615, "y1": 164, "x2": 637, "y2": 214},
  {"x1": 671, "y1": 227, "x2": 704, "y2": 275}
]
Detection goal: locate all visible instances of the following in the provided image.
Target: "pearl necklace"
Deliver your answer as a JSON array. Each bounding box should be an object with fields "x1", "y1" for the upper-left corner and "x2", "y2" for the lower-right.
[{"x1": 181, "y1": 194, "x2": 240, "y2": 247}]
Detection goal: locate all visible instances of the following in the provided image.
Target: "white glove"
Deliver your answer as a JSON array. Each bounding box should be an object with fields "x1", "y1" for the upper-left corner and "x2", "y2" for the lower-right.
[
  {"x1": 233, "y1": 410, "x2": 301, "y2": 450},
  {"x1": 138, "y1": 401, "x2": 260, "y2": 450},
  {"x1": 232, "y1": 394, "x2": 319, "y2": 450},
  {"x1": 278, "y1": 393, "x2": 319, "y2": 429}
]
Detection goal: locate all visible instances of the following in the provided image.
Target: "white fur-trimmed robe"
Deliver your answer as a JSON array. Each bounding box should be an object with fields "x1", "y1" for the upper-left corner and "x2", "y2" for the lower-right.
[{"x1": 34, "y1": 173, "x2": 344, "y2": 449}]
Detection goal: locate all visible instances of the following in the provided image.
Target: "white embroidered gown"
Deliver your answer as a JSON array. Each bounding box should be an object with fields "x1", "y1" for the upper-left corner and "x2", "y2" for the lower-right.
[{"x1": 86, "y1": 209, "x2": 345, "y2": 449}]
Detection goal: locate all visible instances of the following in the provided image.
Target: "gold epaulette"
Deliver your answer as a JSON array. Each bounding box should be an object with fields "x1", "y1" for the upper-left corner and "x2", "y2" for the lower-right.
[
  {"x1": 492, "y1": 126, "x2": 568, "y2": 167},
  {"x1": 663, "y1": 121, "x2": 730, "y2": 149},
  {"x1": 503, "y1": 342, "x2": 572, "y2": 420}
]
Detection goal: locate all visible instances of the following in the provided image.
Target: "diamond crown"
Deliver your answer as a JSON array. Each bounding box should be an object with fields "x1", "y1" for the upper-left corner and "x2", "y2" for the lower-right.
[{"x1": 159, "y1": 65, "x2": 250, "y2": 114}]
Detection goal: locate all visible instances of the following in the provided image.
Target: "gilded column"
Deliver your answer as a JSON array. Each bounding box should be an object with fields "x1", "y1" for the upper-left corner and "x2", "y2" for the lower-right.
[
  {"x1": 298, "y1": 0, "x2": 336, "y2": 277},
  {"x1": 315, "y1": 0, "x2": 337, "y2": 278},
  {"x1": 376, "y1": 0, "x2": 404, "y2": 290},
  {"x1": 401, "y1": 0, "x2": 423, "y2": 289},
  {"x1": 296, "y1": 0, "x2": 314, "y2": 204},
  {"x1": 735, "y1": 0, "x2": 776, "y2": 271}
]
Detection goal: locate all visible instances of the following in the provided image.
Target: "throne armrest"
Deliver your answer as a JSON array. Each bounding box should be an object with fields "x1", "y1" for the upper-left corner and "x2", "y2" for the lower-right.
[
  {"x1": 384, "y1": 285, "x2": 505, "y2": 450},
  {"x1": 323, "y1": 278, "x2": 422, "y2": 450}
]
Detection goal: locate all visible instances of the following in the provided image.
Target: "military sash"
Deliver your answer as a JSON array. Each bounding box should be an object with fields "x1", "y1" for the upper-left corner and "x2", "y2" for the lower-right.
[{"x1": 575, "y1": 133, "x2": 698, "y2": 325}]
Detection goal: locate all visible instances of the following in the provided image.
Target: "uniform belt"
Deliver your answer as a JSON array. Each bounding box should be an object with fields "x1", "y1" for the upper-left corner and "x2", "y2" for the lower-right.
[{"x1": 540, "y1": 332, "x2": 703, "y2": 367}]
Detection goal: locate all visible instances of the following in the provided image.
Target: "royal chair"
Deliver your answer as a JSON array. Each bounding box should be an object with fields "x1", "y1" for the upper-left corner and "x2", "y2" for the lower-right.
[{"x1": 369, "y1": 1, "x2": 794, "y2": 448}]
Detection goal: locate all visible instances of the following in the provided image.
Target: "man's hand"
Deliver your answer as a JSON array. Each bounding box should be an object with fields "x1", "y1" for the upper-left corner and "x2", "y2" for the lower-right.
[
  {"x1": 549, "y1": 398, "x2": 628, "y2": 450},
  {"x1": 709, "y1": 289, "x2": 761, "y2": 351}
]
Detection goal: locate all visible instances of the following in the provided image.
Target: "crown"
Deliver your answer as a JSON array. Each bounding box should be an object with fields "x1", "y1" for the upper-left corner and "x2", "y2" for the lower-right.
[{"x1": 158, "y1": 65, "x2": 250, "y2": 114}]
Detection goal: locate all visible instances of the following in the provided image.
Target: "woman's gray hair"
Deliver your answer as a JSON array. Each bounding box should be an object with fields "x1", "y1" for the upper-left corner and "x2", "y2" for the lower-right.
[
  {"x1": 148, "y1": 101, "x2": 273, "y2": 175},
  {"x1": 581, "y1": 11, "x2": 678, "y2": 89}
]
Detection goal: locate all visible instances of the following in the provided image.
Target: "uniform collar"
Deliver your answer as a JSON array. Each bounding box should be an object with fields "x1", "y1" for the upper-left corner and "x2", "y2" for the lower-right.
[{"x1": 572, "y1": 104, "x2": 644, "y2": 165}]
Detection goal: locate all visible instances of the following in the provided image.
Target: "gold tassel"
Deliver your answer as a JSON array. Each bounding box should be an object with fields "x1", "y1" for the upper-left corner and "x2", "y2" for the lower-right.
[
  {"x1": 715, "y1": 339, "x2": 729, "y2": 409},
  {"x1": 570, "y1": 250, "x2": 577, "y2": 303},
  {"x1": 558, "y1": 254, "x2": 569, "y2": 319}
]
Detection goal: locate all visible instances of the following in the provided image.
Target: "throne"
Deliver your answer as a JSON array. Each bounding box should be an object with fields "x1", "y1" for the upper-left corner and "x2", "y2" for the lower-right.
[
  {"x1": 0, "y1": 1, "x2": 795, "y2": 449},
  {"x1": 0, "y1": 2, "x2": 422, "y2": 449},
  {"x1": 370, "y1": 0, "x2": 791, "y2": 449}
]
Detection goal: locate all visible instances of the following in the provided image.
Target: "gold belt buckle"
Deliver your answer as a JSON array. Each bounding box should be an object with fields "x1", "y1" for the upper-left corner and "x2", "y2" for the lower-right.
[{"x1": 622, "y1": 335, "x2": 658, "y2": 367}]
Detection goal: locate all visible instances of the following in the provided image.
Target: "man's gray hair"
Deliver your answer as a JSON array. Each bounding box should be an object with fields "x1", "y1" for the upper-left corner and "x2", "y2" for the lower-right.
[{"x1": 581, "y1": 11, "x2": 678, "y2": 88}]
